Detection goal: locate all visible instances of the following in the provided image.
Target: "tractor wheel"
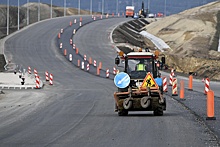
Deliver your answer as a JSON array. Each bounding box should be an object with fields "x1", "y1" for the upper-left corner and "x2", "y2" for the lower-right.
[
  {"x1": 154, "y1": 106, "x2": 163, "y2": 116},
  {"x1": 118, "y1": 109, "x2": 128, "y2": 116}
]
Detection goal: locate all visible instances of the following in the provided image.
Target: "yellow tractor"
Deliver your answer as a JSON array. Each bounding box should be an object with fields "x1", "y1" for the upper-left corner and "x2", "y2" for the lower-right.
[{"x1": 114, "y1": 51, "x2": 166, "y2": 116}]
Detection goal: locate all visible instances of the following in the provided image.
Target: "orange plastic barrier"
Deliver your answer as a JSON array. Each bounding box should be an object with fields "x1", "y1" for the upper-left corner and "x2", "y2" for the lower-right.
[
  {"x1": 77, "y1": 59, "x2": 80, "y2": 67},
  {"x1": 206, "y1": 90, "x2": 216, "y2": 120},
  {"x1": 97, "y1": 67, "x2": 100, "y2": 75},
  {"x1": 180, "y1": 80, "x2": 185, "y2": 100},
  {"x1": 58, "y1": 33, "x2": 60, "y2": 39},
  {"x1": 69, "y1": 21, "x2": 72, "y2": 26},
  {"x1": 89, "y1": 57, "x2": 92, "y2": 64},
  {"x1": 188, "y1": 75, "x2": 193, "y2": 91},
  {"x1": 80, "y1": 17, "x2": 82, "y2": 22},
  {"x1": 76, "y1": 48, "x2": 79, "y2": 54},
  {"x1": 99, "y1": 62, "x2": 102, "y2": 69},
  {"x1": 64, "y1": 49, "x2": 67, "y2": 56}
]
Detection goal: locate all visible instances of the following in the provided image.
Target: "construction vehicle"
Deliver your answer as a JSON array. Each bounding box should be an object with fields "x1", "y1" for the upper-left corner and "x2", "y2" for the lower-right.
[
  {"x1": 114, "y1": 51, "x2": 166, "y2": 116},
  {"x1": 126, "y1": 6, "x2": 135, "y2": 18},
  {"x1": 139, "y1": 1, "x2": 148, "y2": 18}
]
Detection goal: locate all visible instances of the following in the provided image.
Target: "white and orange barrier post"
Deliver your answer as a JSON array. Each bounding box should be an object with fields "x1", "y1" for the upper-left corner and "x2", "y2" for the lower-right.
[
  {"x1": 106, "y1": 69, "x2": 110, "y2": 78},
  {"x1": 81, "y1": 61, "x2": 84, "y2": 70},
  {"x1": 206, "y1": 90, "x2": 216, "y2": 120},
  {"x1": 49, "y1": 74, "x2": 53, "y2": 85},
  {"x1": 162, "y1": 77, "x2": 168, "y2": 92},
  {"x1": 69, "y1": 54, "x2": 72, "y2": 62},
  {"x1": 59, "y1": 43, "x2": 63, "y2": 49},
  {"x1": 87, "y1": 64, "x2": 90, "y2": 71},
  {"x1": 34, "y1": 69, "x2": 38, "y2": 78},
  {"x1": 70, "y1": 39, "x2": 73, "y2": 45},
  {"x1": 35, "y1": 76, "x2": 40, "y2": 89},
  {"x1": 73, "y1": 44, "x2": 76, "y2": 49},
  {"x1": 45, "y1": 71, "x2": 49, "y2": 81},
  {"x1": 74, "y1": 19, "x2": 76, "y2": 23},
  {"x1": 28, "y1": 66, "x2": 31, "y2": 74},
  {"x1": 94, "y1": 60, "x2": 97, "y2": 67},
  {"x1": 84, "y1": 55, "x2": 87, "y2": 61},
  {"x1": 204, "y1": 78, "x2": 210, "y2": 95},
  {"x1": 113, "y1": 67, "x2": 117, "y2": 75},
  {"x1": 169, "y1": 68, "x2": 174, "y2": 86},
  {"x1": 172, "y1": 78, "x2": 178, "y2": 96}
]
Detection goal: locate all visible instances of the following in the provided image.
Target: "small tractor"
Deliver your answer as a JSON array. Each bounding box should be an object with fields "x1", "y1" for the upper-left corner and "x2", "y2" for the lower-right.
[{"x1": 114, "y1": 51, "x2": 166, "y2": 116}]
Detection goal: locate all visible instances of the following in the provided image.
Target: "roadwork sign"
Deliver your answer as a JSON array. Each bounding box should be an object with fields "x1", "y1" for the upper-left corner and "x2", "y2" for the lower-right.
[{"x1": 141, "y1": 72, "x2": 158, "y2": 89}]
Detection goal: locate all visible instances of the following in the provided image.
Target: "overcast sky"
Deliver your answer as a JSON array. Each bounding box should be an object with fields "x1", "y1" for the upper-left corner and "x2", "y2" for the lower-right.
[{"x1": 0, "y1": 0, "x2": 217, "y2": 15}]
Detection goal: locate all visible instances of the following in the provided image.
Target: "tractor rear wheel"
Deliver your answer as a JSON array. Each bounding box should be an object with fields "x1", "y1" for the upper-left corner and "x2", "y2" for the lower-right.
[{"x1": 154, "y1": 106, "x2": 163, "y2": 116}]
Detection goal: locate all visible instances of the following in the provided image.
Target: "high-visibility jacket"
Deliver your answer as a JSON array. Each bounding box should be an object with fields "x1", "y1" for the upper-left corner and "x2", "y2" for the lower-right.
[{"x1": 136, "y1": 64, "x2": 146, "y2": 71}]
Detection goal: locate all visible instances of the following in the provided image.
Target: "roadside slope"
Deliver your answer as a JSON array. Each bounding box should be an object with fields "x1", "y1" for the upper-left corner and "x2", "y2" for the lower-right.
[{"x1": 145, "y1": 1, "x2": 220, "y2": 80}]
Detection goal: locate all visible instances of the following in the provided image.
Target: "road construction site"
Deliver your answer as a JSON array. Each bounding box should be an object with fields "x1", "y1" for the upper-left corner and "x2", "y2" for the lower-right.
[{"x1": 0, "y1": 14, "x2": 220, "y2": 146}]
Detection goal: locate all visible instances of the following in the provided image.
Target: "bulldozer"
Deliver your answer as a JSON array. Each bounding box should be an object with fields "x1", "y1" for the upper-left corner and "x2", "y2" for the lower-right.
[{"x1": 114, "y1": 51, "x2": 166, "y2": 116}]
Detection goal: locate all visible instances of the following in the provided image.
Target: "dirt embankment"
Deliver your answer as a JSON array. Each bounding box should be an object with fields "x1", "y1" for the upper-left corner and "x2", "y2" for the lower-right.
[{"x1": 144, "y1": 1, "x2": 220, "y2": 80}]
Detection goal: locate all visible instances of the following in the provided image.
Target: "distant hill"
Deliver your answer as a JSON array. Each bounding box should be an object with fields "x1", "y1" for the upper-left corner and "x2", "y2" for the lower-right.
[
  {"x1": 0, "y1": 0, "x2": 217, "y2": 16},
  {"x1": 0, "y1": 3, "x2": 98, "y2": 39}
]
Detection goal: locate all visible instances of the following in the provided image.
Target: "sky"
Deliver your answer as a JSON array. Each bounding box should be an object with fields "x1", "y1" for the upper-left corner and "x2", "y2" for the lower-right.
[{"x1": 0, "y1": 0, "x2": 217, "y2": 16}]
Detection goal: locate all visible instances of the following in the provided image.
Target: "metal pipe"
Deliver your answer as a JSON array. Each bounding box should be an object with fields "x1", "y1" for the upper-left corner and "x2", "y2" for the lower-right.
[
  {"x1": 148, "y1": 0, "x2": 150, "y2": 12},
  {"x1": 78, "y1": 0, "x2": 80, "y2": 15},
  {"x1": 18, "y1": 0, "x2": 20, "y2": 30},
  {"x1": 38, "y1": 0, "x2": 40, "y2": 21},
  {"x1": 102, "y1": 0, "x2": 104, "y2": 15},
  {"x1": 90, "y1": 0, "x2": 92, "y2": 15},
  {"x1": 64, "y1": 0, "x2": 66, "y2": 17},
  {"x1": 116, "y1": 0, "x2": 118, "y2": 15},
  {"x1": 7, "y1": 0, "x2": 9, "y2": 35},
  {"x1": 164, "y1": 0, "x2": 166, "y2": 16},
  {"x1": 51, "y1": 0, "x2": 52, "y2": 18},
  {"x1": 27, "y1": 0, "x2": 29, "y2": 25}
]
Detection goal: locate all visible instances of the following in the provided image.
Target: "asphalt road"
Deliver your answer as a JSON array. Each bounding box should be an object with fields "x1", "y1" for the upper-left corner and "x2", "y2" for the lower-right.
[{"x1": 0, "y1": 16, "x2": 219, "y2": 146}]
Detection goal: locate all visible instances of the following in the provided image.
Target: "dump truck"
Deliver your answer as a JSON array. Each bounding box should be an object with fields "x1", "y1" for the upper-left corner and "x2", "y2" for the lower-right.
[
  {"x1": 114, "y1": 51, "x2": 166, "y2": 116},
  {"x1": 126, "y1": 6, "x2": 135, "y2": 18}
]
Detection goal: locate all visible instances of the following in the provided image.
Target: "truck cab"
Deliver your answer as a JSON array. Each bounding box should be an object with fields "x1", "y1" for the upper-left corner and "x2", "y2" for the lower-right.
[{"x1": 126, "y1": 6, "x2": 135, "y2": 18}]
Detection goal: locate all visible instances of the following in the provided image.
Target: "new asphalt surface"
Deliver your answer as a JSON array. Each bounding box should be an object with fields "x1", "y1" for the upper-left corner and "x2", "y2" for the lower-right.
[{"x1": 0, "y1": 15, "x2": 219, "y2": 146}]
